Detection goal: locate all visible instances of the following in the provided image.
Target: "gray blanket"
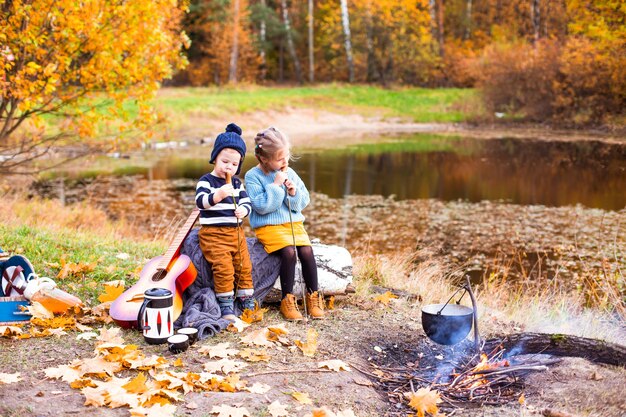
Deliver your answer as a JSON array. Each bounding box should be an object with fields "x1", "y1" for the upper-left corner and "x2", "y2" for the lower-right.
[{"x1": 174, "y1": 229, "x2": 281, "y2": 340}]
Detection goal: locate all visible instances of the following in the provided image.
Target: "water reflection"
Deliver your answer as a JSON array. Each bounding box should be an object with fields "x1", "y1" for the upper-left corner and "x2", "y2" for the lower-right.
[{"x1": 146, "y1": 134, "x2": 626, "y2": 210}]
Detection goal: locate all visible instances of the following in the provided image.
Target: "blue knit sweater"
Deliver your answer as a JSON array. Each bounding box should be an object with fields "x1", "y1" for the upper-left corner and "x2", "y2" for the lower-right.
[{"x1": 244, "y1": 166, "x2": 310, "y2": 229}]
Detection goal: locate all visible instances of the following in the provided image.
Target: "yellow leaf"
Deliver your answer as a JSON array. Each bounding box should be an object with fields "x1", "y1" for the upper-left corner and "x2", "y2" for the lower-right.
[
  {"x1": 326, "y1": 296, "x2": 335, "y2": 310},
  {"x1": 240, "y1": 304, "x2": 267, "y2": 324},
  {"x1": 518, "y1": 393, "x2": 525, "y2": 405},
  {"x1": 245, "y1": 382, "x2": 271, "y2": 394},
  {"x1": 123, "y1": 372, "x2": 148, "y2": 394},
  {"x1": 407, "y1": 387, "x2": 442, "y2": 417},
  {"x1": 291, "y1": 391, "x2": 313, "y2": 405},
  {"x1": 98, "y1": 282, "x2": 125, "y2": 303},
  {"x1": 0, "y1": 325, "x2": 23, "y2": 337},
  {"x1": 226, "y1": 317, "x2": 250, "y2": 333},
  {"x1": 172, "y1": 358, "x2": 184, "y2": 367},
  {"x1": 295, "y1": 328, "x2": 318, "y2": 357},
  {"x1": 239, "y1": 348, "x2": 271, "y2": 362},
  {"x1": 129, "y1": 403, "x2": 178, "y2": 417},
  {"x1": 26, "y1": 301, "x2": 54, "y2": 319},
  {"x1": 373, "y1": 291, "x2": 398, "y2": 306}
]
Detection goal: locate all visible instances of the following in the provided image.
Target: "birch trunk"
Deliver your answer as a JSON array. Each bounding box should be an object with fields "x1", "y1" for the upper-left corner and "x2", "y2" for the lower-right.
[
  {"x1": 339, "y1": 0, "x2": 354, "y2": 83},
  {"x1": 280, "y1": 0, "x2": 303, "y2": 83},
  {"x1": 259, "y1": 0, "x2": 267, "y2": 80},
  {"x1": 436, "y1": 0, "x2": 445, "y2": 58},
  {"x1": 464, "y1": 0, "x2": 472, "y2": 40},
  {"x1": 229, "y1": 0, "x2": 240, "y2": 83},
  {"x1": 308, "y1": 0, "x2": 314, "y2": 82},
  {"x1": 531, "y1": 0, "x2": 541, "y2": 44}
]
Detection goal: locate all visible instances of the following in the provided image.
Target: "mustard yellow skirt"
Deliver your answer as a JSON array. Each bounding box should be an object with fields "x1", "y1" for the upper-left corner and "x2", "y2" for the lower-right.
[{"x1": 254, "y1": 222, "x2": 311, "y2": 253}]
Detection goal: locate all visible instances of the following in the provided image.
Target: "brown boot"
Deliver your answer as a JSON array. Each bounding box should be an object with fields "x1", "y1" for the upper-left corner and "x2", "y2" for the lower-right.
[
  {"x1": 280, "y1": 294, "x2": 303, "y2": 321},
  {"x1": 305, "y1": 291, "x2": 325, "y2": 319}
]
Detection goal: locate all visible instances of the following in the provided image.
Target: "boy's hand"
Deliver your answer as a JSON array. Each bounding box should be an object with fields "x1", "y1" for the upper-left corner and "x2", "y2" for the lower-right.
[
  {"x1": 216, "y1": 184, "x2": 234, "y2": 202},
  {"x1": 234, "y1": 206, "x2": 247, "y2": 219},
  {"x1": 284, "y1": 179, "x2": 296, "y2": 196}
]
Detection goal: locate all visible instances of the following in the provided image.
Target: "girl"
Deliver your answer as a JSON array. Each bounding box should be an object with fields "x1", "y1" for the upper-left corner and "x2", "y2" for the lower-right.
[{"x1": 244, "y1": 127, "x2": 324, "y2": 320}]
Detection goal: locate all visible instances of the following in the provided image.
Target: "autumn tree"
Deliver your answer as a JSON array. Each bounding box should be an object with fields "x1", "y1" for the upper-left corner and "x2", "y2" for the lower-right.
[{"x1": 0, "y1": 0, "x2": 189, "y2": 174}]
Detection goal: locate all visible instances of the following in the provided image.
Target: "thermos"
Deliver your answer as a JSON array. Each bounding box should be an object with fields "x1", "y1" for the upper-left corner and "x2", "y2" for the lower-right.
[{"x1": 137, "y1": 288, "x2": 174, "y2": 344}]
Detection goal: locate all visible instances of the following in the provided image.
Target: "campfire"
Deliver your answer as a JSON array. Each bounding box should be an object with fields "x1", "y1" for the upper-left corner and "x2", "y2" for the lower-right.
[{"x1": 369, "y1": 341, "x2": 561, "y2": 413}]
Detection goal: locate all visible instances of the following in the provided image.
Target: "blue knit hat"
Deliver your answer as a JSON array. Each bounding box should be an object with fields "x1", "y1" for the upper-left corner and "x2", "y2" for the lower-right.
[{"x1": 210, "y1": 123, "x2": 246, "y2": 174}]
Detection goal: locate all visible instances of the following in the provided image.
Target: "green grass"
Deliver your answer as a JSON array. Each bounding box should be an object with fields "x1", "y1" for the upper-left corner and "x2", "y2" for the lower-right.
[
  {"x1": 0, "y1": 223, "x2": 164, "y2": 305},
  {"x1": 152, "y1": 84, "x2": 478, "y2": 123}
]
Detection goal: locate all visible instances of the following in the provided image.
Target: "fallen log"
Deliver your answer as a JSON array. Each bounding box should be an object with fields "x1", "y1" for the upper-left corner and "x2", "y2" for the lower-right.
[{"x1": 483, "y1": 332, "x2": 626, "y2": 367}]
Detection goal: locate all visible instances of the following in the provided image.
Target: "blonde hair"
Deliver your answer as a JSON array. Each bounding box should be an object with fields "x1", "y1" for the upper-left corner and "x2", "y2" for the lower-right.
[{"x1": 253, "y1": 127, "x2": 291, "y2": 162}]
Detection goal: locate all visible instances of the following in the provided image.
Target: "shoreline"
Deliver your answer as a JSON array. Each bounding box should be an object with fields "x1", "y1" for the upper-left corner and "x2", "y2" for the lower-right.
[{"x1": 171, "y1": 108, "x2": 626, "y2": 148}]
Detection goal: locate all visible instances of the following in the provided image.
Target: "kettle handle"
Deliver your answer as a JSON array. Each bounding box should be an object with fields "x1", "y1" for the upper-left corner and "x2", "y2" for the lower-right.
[{"x1": 136, "y1": 298, "x2": 151, "y2": 331}]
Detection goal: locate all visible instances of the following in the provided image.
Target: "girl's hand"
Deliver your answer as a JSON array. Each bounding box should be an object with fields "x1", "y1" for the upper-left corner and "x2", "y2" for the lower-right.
[
  {"x1": 234, "y1": 206, "x2": 247, "y2": 219},
  {"x1": 274, "y1": 171, "x2": 288, "y2": 186},
  {"x1": 284, "y1": 179, "x2": 296, "y2": 196}
]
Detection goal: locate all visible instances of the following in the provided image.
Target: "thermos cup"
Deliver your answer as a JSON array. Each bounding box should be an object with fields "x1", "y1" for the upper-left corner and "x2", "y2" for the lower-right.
[{"x1": 137, "y1": 288, "x2": 174, "y2": 344}]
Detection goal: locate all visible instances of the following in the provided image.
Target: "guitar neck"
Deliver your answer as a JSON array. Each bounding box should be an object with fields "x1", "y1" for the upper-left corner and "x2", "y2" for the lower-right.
[{"x1": 157, "y1": 208, "x2": 199, "y2": 271}]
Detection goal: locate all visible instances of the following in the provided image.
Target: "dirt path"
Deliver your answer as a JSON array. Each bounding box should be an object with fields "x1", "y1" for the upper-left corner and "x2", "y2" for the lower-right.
[{"x1": 1, "y1": 299, "x2": 625, "y2": 416}]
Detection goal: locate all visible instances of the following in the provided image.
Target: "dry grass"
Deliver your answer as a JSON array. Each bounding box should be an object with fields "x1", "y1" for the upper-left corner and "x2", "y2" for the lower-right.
[
  {"x1": 352, "y1": 251, "x2": 625, "y2": 345},
  {"x1": 0, "y1": 195, "x2": 141, "y2": 240}
]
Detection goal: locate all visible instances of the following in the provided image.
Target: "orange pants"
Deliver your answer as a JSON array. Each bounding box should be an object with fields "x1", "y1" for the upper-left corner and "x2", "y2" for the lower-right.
[{"x1": 198, "y1": 225, "x2": 253, "y2": 295}]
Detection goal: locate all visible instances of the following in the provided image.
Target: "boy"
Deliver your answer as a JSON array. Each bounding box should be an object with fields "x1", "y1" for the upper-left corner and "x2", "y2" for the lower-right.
[{"x1": 196, "y1": 123, "x2": 255, "y2": 321}]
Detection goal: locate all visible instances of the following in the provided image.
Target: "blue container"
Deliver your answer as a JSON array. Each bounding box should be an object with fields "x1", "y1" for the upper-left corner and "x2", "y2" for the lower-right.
[{"x1": 0, "y1": 296, "x2": 31, "y2": 324}]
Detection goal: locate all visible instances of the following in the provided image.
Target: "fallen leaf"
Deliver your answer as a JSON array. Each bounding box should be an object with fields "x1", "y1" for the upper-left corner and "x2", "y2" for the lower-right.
[
  {"x1": 291, "y1": 391, "x2": 313, "y2": 405},
  {"x1": 240, "y1": 304, "x2": 267, "y2": 324},
  {"x1": 98, "y1": 282, "x2": 125, "y2": 303},
  {"x1": 245, "y1": 382, "x2": 271, "y2": 394},
  {"x1": 267, "y1": 400, "x2": 289, "y2": 417},
  {"x1": 318, "y1": 360, "x2": 351, "y2": 372},
  {"x1": 407, "y1": 387, "x2": 442, "y2": 417},
  {"x1": 373, "y1": 291, "x2": 398, "y2": 306},
  {"x1": 129, "y1": 403, "x2": 178, "y2": 417},
  {"x1": 227, "y1": 317, "x2": 250, "y2": 333},
  {"x1": 25, "y1": 301, "x2": 54, "y2": 319},
  {"x1": 198, "y1": 342, "x2": 239, "y2": 359},
  {"x1": 0, "y1": 325, "x2": 23, "y2": 337},
  {"x1": 240, "y1": 328, "x2": 274, "y2": 347},
  {"x1": 326, "y1": 296, "x2": 335, "y2": 310},
  {"x1": 172, "y1": 358, "x2": 184, "y2": 367},
  {"x1": 203, "y1": 358, "x2": 247, "y2": 374},
  {"x1": 518, "y1": 393, "x2": 525, "y2": 405},
  {"x1": 295, "y1": 328, "x2": 318, "y2": 357},
  {"x1": 0, "y1": 372, "x2": 21, "y2": 384},
  {"x1": 210, "y1": 404, "x2": 250, "y2": 417},
  {"x1": 97, "y1": 327, "x2": 125, "y2": 344},
  {"x1": 47, "y1": 328, "x2": 68, "y2": 338},
  {"x1": 239, "y1": 348, "x2": 271, "y2": 362},
  {"x1": 76, "y1": 332, "x2": 98, "y2": 341},
  {"x1": 57, "y1": 255, "x2": 96, "y2": 280},
  {"x1": 123, "y1": 372, "x2": 148, "y2": 394},
  {"x1": 186, "y1": 401, "x2": 199, "y2": 409}
]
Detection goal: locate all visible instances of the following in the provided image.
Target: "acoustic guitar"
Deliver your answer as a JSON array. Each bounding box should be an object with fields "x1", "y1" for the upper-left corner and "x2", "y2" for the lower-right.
[{"x1": 110, "y1": 209, "x2": 200, "y2": 329}]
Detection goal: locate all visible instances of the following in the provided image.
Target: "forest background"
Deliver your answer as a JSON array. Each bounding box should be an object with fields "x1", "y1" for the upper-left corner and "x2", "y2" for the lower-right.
[{"x1": 177, "y1": 0, "x2": 625, "y2": 126}]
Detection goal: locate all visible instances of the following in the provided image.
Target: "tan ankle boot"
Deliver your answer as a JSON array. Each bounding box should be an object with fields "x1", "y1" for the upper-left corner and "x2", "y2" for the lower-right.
[
  {"x1": 280, "y1": 294, "x2": 303, "y2": 321},
  {"x1": 305, "y1": 291, "x2": 325, "y2": 319}
]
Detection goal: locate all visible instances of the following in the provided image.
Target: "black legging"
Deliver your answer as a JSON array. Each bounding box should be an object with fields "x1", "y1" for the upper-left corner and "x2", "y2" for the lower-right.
[{"x1": 276, "y1": 245, "x2": 318, "y2": 299}]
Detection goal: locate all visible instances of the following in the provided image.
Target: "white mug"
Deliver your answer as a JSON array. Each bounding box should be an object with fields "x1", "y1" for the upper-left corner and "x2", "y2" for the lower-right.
[{"x1": 137, "y1": 288, "x2": 174, "y2": 344}]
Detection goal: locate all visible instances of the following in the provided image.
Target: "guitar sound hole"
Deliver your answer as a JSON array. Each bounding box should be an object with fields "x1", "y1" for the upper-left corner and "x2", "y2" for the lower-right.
[{"x1": 152, "y1": 269, "x2": 167, "y2": 282}]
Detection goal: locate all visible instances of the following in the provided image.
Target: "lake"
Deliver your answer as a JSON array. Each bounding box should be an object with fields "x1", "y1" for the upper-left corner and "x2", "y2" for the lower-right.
[{"x1": 139, "y1": 134, "x2": 626, "y2": 211}]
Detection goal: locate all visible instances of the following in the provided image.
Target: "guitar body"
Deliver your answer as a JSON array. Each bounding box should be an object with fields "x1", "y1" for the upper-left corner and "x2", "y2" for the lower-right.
[{"x1": 110, "y1": 254, "x2": 197, "y2": 329}]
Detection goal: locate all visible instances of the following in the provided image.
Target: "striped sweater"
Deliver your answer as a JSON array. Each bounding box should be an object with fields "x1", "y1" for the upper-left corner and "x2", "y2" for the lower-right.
[
  {"x1": 195, "y1": 173, "x2": 251, "y2": 226},
  {"x1": 244, "y1": 166, "x2": 310, "y2": 229}
]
